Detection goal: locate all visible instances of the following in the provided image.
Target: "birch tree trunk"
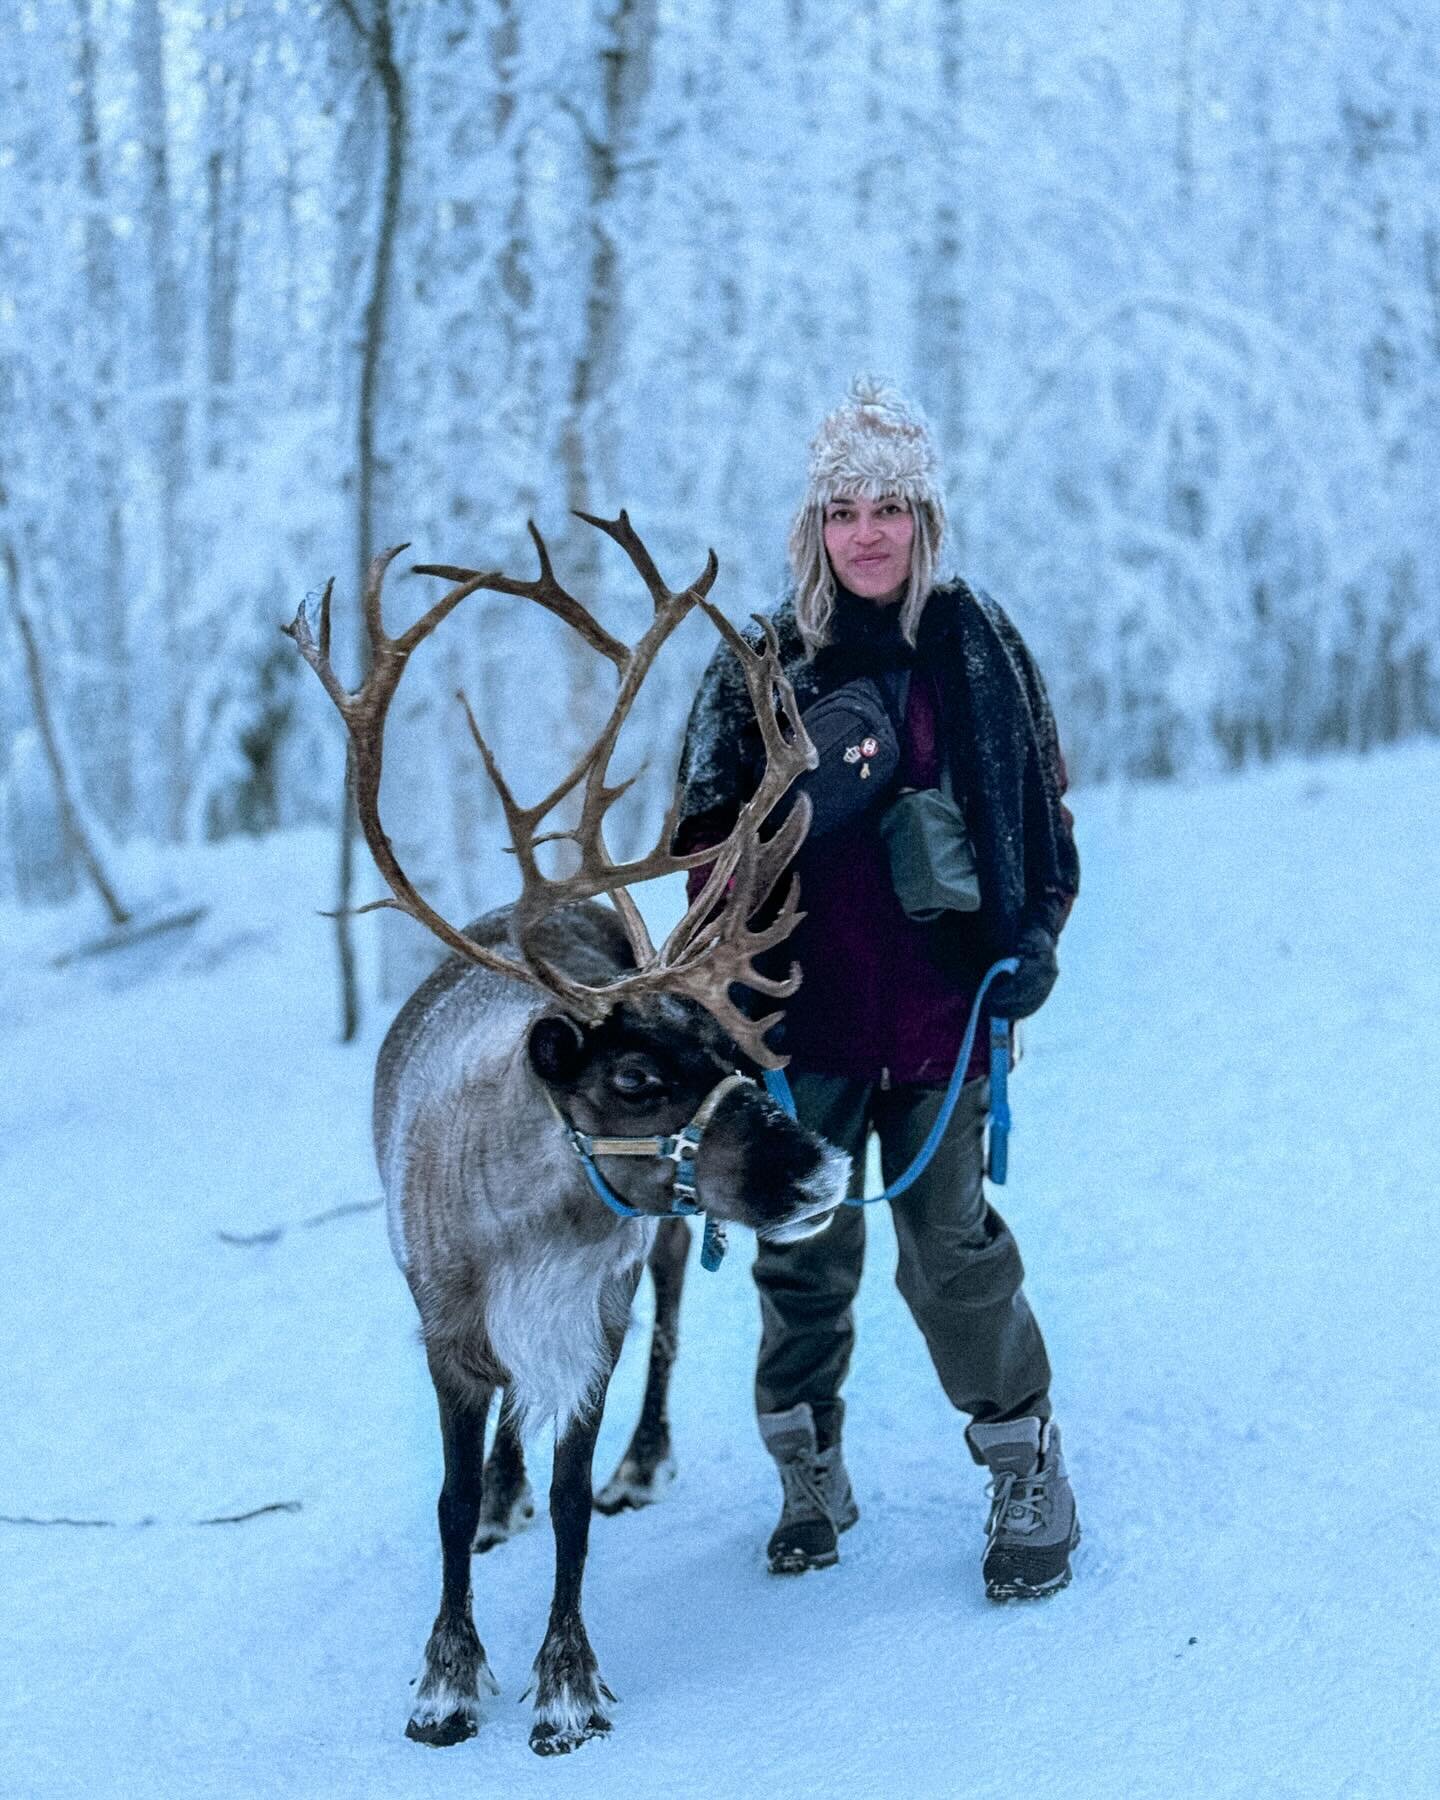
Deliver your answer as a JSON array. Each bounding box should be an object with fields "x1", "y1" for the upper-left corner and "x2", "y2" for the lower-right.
[
  {"x1": 555, "y1": 0, "x2": 658, "y2": 804},
  {"x1": 332, "y1": 0, "x2": 408, "y2": 1030},
  {"x1": 926, "y1": 0, "x2": 969, "y2": 561},
  {"x1": 130, "y1": 0, "x2": 193, "y2": 842},
  {"x1": 202, "y1": 16, "x2": 248, "y2": 474},
  {"x1": 71, "y1": 0, "x2": 134, "y2": 836}
]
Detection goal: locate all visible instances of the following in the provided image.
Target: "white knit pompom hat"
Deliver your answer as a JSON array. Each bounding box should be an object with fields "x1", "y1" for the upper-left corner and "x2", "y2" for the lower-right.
[
  {"x1": 803, "y1": 374, "x2": 946, "y2": 512},
  {"x1": 789, "y1": 375, "x2": 948, "y2": 655}
]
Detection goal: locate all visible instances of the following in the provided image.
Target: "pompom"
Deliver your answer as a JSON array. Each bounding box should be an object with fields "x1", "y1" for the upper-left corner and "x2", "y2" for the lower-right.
[{"x1": 804, "y1": 374, "x2": 942, "y2": 509}]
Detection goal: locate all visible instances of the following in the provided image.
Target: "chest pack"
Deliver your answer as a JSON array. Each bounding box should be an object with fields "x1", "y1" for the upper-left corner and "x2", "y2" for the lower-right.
[
  {"x1": 785, "y1": 674, "x2": 903, "y2": 839},
  {"x1": 783, "y1": 668, "x2": 981, "y2": 919}
]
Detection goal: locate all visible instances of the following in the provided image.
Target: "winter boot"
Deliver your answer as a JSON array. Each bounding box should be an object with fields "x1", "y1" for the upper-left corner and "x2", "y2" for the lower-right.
[
  {"x1": 758, "y1": 1402, "x2": 860, "y2": 1575},
  {"x1": 966, "y1": 1416, "x2": 1079, "y2": 1601}
]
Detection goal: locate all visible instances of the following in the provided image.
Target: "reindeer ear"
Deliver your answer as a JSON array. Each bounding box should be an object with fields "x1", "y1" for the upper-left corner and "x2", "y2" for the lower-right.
[{"x1": 527, "y1": 1013, "x2": 589, "y2": 1084}]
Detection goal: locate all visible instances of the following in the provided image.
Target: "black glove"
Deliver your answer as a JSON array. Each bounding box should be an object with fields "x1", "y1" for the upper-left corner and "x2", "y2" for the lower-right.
[{"x1": 989, "y1": 924, "x2": 1058, "y2": 1020}]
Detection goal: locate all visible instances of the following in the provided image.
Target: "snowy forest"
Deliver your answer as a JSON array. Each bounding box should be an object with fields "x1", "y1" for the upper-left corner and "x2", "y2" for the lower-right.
[
  {"x1": 3, "y1": 0, "x2": 1439, "y2": 1012},
  {"x1": 7, "y1": 8, "x2": 1440, "y2": 1791}
]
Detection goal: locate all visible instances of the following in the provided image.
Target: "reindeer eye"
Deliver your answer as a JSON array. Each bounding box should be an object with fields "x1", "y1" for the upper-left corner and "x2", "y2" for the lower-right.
[{"x1": 610, "y1": 1064, "x2": 664, "y2": 1097}]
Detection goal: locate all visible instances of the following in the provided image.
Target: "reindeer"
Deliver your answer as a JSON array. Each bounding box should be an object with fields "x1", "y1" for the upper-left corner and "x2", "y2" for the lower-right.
[{"x1": 285, "y1": 513, "x2": 850, "y2": 1757}]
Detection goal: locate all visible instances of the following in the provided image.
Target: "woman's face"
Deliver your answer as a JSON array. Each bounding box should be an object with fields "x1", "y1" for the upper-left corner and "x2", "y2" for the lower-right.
[{"x1": 822, "y1": 494, "x2": 914, "y2": 605}]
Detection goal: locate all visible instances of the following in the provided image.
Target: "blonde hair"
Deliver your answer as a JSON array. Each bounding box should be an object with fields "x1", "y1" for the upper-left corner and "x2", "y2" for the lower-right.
[{"x1": 788, "y1": 493, "x2": 947, "y2": 658}]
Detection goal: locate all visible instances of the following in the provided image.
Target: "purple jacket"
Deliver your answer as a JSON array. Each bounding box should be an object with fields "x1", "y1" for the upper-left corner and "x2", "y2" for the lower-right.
[
  {"x1": 677, "y1": 584, "x2": 1079, "y2": 1084},
  {"x1": 759, "y1": 669, "x2": 993, "y2": 1083}
]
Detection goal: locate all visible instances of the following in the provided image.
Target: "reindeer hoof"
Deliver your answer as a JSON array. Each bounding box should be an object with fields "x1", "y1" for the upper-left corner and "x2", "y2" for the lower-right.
[
  {"x1": 406, "y1": 1634, "x2": 498, "y2": 1746},
  {"x1": 406, "y1": 1709, "x2": 479, "y2": 1748},
  {"x1": 472, "y1": 1479, "x2": 536, "y2": 1553},
  {"x1": 405, "y1": 1669, "x2": 495, "y2": 1747},
  {"x1": 594, "y1": 1455, "x2": 676, "y2": 1515},
  {"x1": 529, "y1": 1714, "x2": 611, "y2": 1756}
]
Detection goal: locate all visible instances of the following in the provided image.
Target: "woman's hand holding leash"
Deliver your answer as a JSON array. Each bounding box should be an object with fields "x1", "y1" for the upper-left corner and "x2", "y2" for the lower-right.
[{"x1": 987, "y1": 923, "x2": 1057, "y2": 1020}]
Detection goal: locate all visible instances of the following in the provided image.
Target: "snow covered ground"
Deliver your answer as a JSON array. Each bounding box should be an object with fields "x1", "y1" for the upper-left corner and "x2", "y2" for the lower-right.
[{"x1": 3, "y1": 743, "x2": 1437, "y2": 1800}]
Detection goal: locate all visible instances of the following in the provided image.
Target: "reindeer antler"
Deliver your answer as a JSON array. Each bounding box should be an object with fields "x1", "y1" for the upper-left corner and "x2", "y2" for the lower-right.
[{"x1": 284, "y1": 513, "x2": 816, "y2": 1066}]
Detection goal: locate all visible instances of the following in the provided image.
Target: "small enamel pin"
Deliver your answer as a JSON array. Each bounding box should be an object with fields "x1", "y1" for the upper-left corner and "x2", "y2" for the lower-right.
[{"x1": 844, "y1": 737, "x2": 881, "y2": 778}]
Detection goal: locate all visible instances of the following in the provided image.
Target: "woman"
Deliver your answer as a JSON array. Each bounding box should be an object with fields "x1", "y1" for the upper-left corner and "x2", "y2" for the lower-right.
[{"x1": 674, "y1": 378, "x2": 1081, "y2": 1599}]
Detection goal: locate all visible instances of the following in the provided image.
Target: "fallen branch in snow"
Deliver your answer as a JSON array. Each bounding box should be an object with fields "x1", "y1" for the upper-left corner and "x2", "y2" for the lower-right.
[
  {"x1": 217, "y1": 1195, "x2": 384, "y2": 1248},
  {"x1": 0, "y1": 1514, "x2": 125, "y2": 1528},
  {"x1": 50, "y1": 904, "x2": 209, "y2": 969},
  {"x1": 196, "y1": 1501, "x2": 303, "y2": 1525},
  {"x1": 2, "y1": 1502, "x2": 302, "y2": 1529},
  {"x1": 302, "y1": 1198, "x2": 385, "y2": 1228}
]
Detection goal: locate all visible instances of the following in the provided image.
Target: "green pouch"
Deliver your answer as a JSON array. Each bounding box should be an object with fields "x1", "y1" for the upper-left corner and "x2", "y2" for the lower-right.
[{"x1": 879, "y1": 769, "x2": 981, "y2": 920}]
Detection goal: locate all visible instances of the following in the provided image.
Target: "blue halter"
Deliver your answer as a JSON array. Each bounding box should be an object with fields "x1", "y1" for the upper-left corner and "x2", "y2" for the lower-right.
[{"x1": 549, "y1": 1073, "x2": 750, "y2": 1270}]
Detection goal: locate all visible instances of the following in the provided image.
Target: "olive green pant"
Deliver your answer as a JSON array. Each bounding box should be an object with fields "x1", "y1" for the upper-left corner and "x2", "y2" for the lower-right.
[{"x1": 754, "y1": 1073, "x2": 1052, "y2": 1453}]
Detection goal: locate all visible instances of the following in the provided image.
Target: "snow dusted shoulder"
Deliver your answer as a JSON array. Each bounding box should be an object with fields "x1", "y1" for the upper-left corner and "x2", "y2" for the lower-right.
[{"x1": 373, "y1": 917, "x2": 649, "y2": 1441}]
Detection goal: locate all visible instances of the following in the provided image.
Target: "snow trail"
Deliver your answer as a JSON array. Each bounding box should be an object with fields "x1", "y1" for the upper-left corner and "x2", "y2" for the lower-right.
[{"x1": 2, "y1": 747, "x2": 1437, "y2": 1798}]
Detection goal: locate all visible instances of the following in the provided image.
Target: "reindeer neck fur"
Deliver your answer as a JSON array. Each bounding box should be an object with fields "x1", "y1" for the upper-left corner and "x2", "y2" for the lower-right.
[{"x1": 373, "y1": 903, "x2": 655, "y2": 1438}]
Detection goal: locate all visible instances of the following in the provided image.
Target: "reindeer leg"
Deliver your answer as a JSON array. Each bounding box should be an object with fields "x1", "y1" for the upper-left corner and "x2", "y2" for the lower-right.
[
  {"x1": 529, "y1": 1308, "x2": 631, "y2": 1755},
  {"x1": 595, "y1": 1215, "x2": 692, "y2": 1514},
  {"x1": 406, "y1": 1366, "x2": 501, "y2": 1747},
  {"x1": 473, "y1": 1396, "x2": 536, "y2": 1551}
]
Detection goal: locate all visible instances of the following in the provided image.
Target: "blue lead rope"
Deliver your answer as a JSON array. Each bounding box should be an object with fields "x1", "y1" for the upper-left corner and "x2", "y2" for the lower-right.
[
  {"x1": 987, "y1": 1014, "x2": 1011, "y2": 1183},
  {"x1": 573, "y1": 956, "x2": 1020, "y2": 1275},
  {"x1": 763, "y1": 955, "x2": 1020, "y2": 1207}
]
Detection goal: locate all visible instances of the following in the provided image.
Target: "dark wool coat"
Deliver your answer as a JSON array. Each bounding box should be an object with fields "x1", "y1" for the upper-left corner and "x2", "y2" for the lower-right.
[{"x1": 674, "y1": 581, "x2": 1080, "y2": 1081}]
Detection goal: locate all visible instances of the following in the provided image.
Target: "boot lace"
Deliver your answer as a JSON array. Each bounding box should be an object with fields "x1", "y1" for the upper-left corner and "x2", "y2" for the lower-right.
[
  {"x1": 778, "y1": 1454, "x2": 835, "y2": 1525},
  {"x1": 985, "y1": 1469, "x2": 1050, "y2": 1544}
]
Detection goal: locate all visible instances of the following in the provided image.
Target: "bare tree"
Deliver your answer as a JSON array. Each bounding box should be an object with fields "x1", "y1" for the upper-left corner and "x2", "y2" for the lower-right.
[
  {"x1": 3, "y1": 537, "x2": 130, "y2": 928},
  {"x1": 130, "y1": 0, "x2": 193, "y2": 841},
  {"x1": 70, "y1": 0, "x2": 134, "y2": 835},
  {"x1": 552, "y1": 1, "x2": 660, "y2": 777},
  {"x1": 201, "y1": 6, "x2": 250, "y2": 473},
  {"x1": 924, "y1": 0, "x2": 970, "y2": 560},
  {"x1": 329, "y1": 0, "x2": 409, "y2": 1038}
]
